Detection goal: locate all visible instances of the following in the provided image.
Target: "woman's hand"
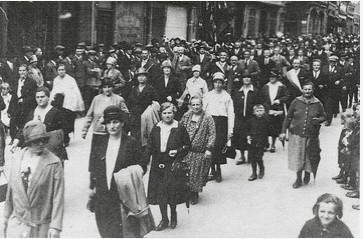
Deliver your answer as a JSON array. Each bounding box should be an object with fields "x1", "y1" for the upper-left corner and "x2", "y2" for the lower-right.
[
  {"x1": 169, "y1": 150, "x2": 178, "y2": 157},
  {"x1": 177, "y1": 99, "x2": 184, "y2": 108},
  {"x1": 205, "y1": 150, "x2": 212, "y2": 159},
  {"x1": 48, "y1": 228, "x2": 61, "y2": 238},
  {"x1": 279, "y1": 133, "x2": 286, "y2": 141}
]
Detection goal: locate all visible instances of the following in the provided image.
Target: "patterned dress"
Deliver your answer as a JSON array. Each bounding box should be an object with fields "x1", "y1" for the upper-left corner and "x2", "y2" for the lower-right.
[{"x1": 180, "y1": 110, "x2": 215, "y2": 192}]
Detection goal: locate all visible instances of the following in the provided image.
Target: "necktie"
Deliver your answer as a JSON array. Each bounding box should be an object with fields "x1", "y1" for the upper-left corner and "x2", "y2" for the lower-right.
[
  {"x1": 265, "y1": 58, "x2": 268, "y2": 65},
  {"x1": 245, "y1": 60, "x2": 248, "y2": 68},
  {"x1": 21, "y1": 167, "x2": 31, "y2": 192}
]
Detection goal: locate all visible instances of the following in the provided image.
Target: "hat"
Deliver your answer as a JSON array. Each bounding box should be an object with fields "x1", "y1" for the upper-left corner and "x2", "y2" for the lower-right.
[
  {"x1": 212, "y1": 72, "x2": 225, "y2": 82},
  {"x1": 328, "y1": 55, "x2": 338, "y2": 62},
  {"x1": 29, "y1": 55, "x2": 38, "y2": 64},
  {"x1": 192, "y1": 65, "x2": 201, "y2": 72},
  {"x1": 101, "y1": 79, "x2": 115, "y2": 88},
  {"x1": 134, "y1": 67, "x2": 148, "y2": 76},
  {"x1": 54, "y1": 45, "x2": 65, "y2": 51},
  {"x1": 88, "y1": 49, "x2": 97, "y2": 55},
  {"x1": 23, "y1": 121, "x2": 50, "y2": 146},
  {"x1": 103, "y1": 105, "x2": 127, "y2": 124},
  {"x1": 109, "y1": 49, "x2": 116, "y2": 54},
  {"x1": 98, "y1": 43, "x2": 105, "y2": 48},
  {"x1": 135, "y1": 42, "x2": 143, "y2": 47},
  {"x1": 106, "y1": 57, "x2": 117, "y2": 66},
  {"x1": 77, "y1": 42, "x2": 86, "y2": 48},
  {"x1": 161, "y1": 60, "x2": 172, "y2": 69}
]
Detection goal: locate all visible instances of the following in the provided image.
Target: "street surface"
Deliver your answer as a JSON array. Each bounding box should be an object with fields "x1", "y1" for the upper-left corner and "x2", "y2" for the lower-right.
[{"x1": 0, "y1": 113, "x2": 360, "y2": 238}]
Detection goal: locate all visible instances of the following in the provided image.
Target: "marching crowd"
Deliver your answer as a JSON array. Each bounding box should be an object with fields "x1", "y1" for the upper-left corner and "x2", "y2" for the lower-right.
[{"x1": 0, "y1": 31, "x2": 360, "y2": 238}]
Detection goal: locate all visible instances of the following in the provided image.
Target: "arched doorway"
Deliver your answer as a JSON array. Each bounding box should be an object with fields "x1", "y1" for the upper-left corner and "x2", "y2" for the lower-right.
[
  {"x1": 309, "y1": 9, "x2": 318, "y2": 34},
  {"x1": 319, "y1": 11, "x2": 325, "y2": 34}
]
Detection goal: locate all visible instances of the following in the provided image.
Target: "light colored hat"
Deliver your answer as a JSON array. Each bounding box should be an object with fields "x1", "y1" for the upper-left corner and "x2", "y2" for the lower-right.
[
  {"x1": 212, "y1": 72, "x2": 225, "y2": 81},
  {"x1": 329, "y1": 55, "x2": 339, "y2": 62},
  {"x1": 54, "y1": 45, "x2": 65, "y2": 51},
  {"x1": 134, "y1": 67, "x2": 149, "y2": 76},
  {"x1": 106, "y1": 57, "x2": 117, "y2": 66},
  {"x1": 161, "y1": 60, "x2": 172, "y2": 69},
  {"x1": 23, "y1": 121, "x2": 50, "y2": 146},
  {"x1": 192, "y1": 65, "x2": 201, "y2": 72},
  {"x1": 29, "y1": 55, "x2": 38, "y2": 64}
]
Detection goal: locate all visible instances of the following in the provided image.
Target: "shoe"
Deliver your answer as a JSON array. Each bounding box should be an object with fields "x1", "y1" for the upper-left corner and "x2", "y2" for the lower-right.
[
  {"x1": 336, "y1": 177, "x2": 347, "y2": 184},
  {"x1": 341, "y1": 184, "x2": 354, "y2": 190},
  {"x1": 346, "y1": 191, "x2": 359, "y2": 198},
  {"x1": 258, "y1": 168, "x2": 265, "y2": 179},
  {"x1": 352, "y1": 205, "x2": 360, "y2": 210},
  {"x1": 208, "y1": 174, "x2": 216, "y2": 181},
  {"x1": 248, "y1": 173, "x2": 257, "y2": 181},
  {"x1": 270, "y1": 146, "x2": 275, "y2": 153},
  {"x1": 293, "y1": 179, "x2": 302, "y2": 189},
  {"x1": 190, "y1": 192, "x2": 198, "y2": 205},
  {"x1": 170, "y1": 213, "x2": 177, "y2": 229},
  {"x1": 155, "y1": 220, "x2": 169, "y2": 231},
  {"x1": 303, "y1": 172, "x2": 310, "y2": 185},
  {"x1": 236, "y1": 156, "x2": 246, "y2": 165},
  {"x1": 332, "y1": 171, "x2": 344, "y2": 180},
  {"x1": 325, "y1": 122, "x2": 331, "y2": 126},
  {"x1": 215, "y1": 174, "x2": 222, "y2": 183}
]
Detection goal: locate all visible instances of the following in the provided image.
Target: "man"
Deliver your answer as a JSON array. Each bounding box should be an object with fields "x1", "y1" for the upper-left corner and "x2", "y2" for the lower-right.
[
  {"x1": 310, "y1": 59, "x2": 328, "y2": 104},
  {"x1": 271, "y1": 46, "x2": 291, "y2": 77},
  {"x1": 296, "y1": 48, "x2": 310, "y2": 71},
  {"x1": 0, "y1": 52, "x2": 18, "y2": 91},
  {"x1": 137, "y1": 49, "x2": 159, "y2": 86},
  {"x1": 209, "y1": 49, "x2": 230, "y2": 87},
  {"x1": 231, "y1": 41, "x2": 243, "y2": 59},
  {"x1": 257, "y1": 49, "x2": 276, "y2": 87},
  {"x1": 44, "y1": 52, "x2": 58, "y2": 90},
  {"x1": 338, "y1": 53, "x2": 352, "y2": 112},
  {"x1": 226, "y1": 55, "x2": 243, "y2": 94},
  {"x1": 284, "y1": 58, "x2": 310, "y2": 109},
  {"x1": 73, "y1": 47, "x2": 86, "y2": 89},
  {"x1": 192, "y1": 43, "x2": 212, "y2": 80},
  {"x1": 61, "y1": 49, "x2": 75, "y2": 77},
  {"x1": 16, "y1": 45, "x2": 33, "y2": 66},
  {"x1": 321, "y1": 55, "x2": 344, "y2": 126},
  {"x1": 255, "y1": 43, "x2": 264, "y2": 58},
  {"x1": 84, "y1": 49, "x2": 102, "y2": 111},
  {"x1": 54, "y1": 45, "x2": 66, "y2": 63},
  {"x1": 171, "y1": 46, "x2": 192, "y2": 91},
  {"x1": 239, "y1": 50, "x2": 261, "y2": 78}
]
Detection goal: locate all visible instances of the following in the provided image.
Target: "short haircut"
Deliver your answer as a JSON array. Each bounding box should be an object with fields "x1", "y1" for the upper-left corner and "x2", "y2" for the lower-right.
[
  {"x1": 253, "y1": 104, "x2": 265, "y2": 112},
  {"x1": 56, "y1": 63, "x2": 66, "y2": 69},
  {"x1": 160, "y1": 102, "x2": 177, "y2": 114},
  {"x1": 19, "y1": 64, "x2": 28, "y2": 70},
  {"x1": 312, "y1": 59, "x2": 322, "y2": 64},
  {"x1": 302, "y1": 81, "x2": 315, "y2": 89},
  {"x1": 0, "y1": 82, "x2": 11, "y2": 91},
  {"x1": 36, "y1": 86, "x2": 51, "y2": 97},
  {"x1": 189, "y1": 95, "x2": 203, "y2": 105},
  {"x1": 312, "y1": 193, "x2": 343, "y2": 219}
]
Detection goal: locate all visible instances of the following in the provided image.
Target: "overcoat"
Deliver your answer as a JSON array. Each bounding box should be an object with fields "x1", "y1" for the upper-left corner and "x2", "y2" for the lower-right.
[{"x1": 4, "y1": 148, "x2": 64, "y2": 237}]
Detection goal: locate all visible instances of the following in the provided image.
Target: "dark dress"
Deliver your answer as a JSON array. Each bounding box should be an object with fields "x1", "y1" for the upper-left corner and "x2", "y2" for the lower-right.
[
  {"x1": 89, "y1": 133, "x2": 148, "y2": 238},
  {"x1": 146, "y1": 121, "x2": 191, "y2": 205},
  {"x1": 299, "y1": 216, "x2": 353, "y2": 238}
]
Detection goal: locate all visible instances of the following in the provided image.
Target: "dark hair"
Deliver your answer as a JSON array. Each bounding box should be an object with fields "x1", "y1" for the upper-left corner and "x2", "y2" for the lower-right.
[
  {"x1": 312, "y1": 193, "x2": 343, "y2": 219},
  {"x1": 36, "y1": 86, "x2": 51, "y2": 97},
  {"x1": 189, "y1": 95, "x2": 203, "y2": 105},
  {"x1": 57, "y1": 63, "x2": 66, "y2": 70},
  {"x1": 302, "y1": 81, "x2": 315, "y2": 90}
]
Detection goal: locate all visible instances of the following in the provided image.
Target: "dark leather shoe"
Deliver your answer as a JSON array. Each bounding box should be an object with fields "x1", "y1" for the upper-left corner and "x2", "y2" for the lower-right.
[
  {"x1": 215, "y1": 174, "x2": 222, "y2": 183},
  {"x1": 293, "y1": 179, "x2": 302, "y2": 189},
  {"x1": 270, "y1": 146, "x2": 275, "y2": 153},
  {"x1": 190, "y1": 192, "x2": 198, "y2": 205},
  {"x1": 336, "y1": 177, "x2": 347, "y2": 184},
  {"x1": 346, "y1": 191, "x2": 359, "y2": 198},
  {"x1": 155, "y1": 220, "x2": 169, "y2": 231},
  {"x1": 332, "y1": 172, "x2": 344, "y2": 180},
  {"x1": 258, "y1": 169, "x2": 265, "y2": 179},
  {"x1": 236, "y1": 156, "x2": 246, "y2": 165},
  {"x1": 341, "y1": 184, "x2": 355, "y2": 190},
  {"x1": 208, "y1": 174, "x2": 216, "y2": 181},
  {"x1": 170, "y1": 213, "x2": 177, "y2": 229},
  {"x1": 352, "y1": 204, "x2": 360, "y2": 210},
  {"x1": 303, "y1": 173, "x2": 310, "y2": 185},
  {"x1": 248, "y1": 173, "x2": 257, "y2": 181}
]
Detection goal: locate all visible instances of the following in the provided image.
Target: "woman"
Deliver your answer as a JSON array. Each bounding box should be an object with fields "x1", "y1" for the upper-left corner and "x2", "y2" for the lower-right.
[
  {"x1": 280, "y1": 82, "x2": 326, "y2": 189},
  {"x1": 299, "y1": 193, "x2": 353, "y2": 238},
  {"x1": 203, "y1": 72, "x2": 234, "y2": 182},
  {"x1": 50, "y1": 63, "x2": 85, "y2": 145},
  {"x1": 180, "y1": 96, "x2": 215, "y2": 204},
  {"x1": 232, "y1": 69, "x2": 260, "y2": 165},
  {"x1": 259, "y1": 70, "x2": 288, "y2": 152},
  {"x1": 146, "y1": 102, "x2": 191, "y2": 231},
  {"x1": 128, "y1": 67, "x2": 159, "y2": 144},
  {"x1": 3, "y1": 121, "x2": 64, "y2": 238},
  {"x1": 89, "y1": 105, "x2": 152, "y2": 238},
  {"x1": 103, "y1": 57, "x2": 125, "y2": 95},
  {"x1": 27, "y1": 55, "x2": 44, "y2": 87}
]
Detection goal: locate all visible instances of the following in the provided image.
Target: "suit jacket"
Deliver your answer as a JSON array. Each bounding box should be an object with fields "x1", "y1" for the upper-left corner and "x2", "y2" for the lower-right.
[
  {"x1": 171, "y1": 54, "x2": 192, "y2": 79},
  {"x1": 4, "y1": 148, "x2": 64, "y2": 236},
  {"x1": 0, "y1": 60, "x2": 18, "y2": 91},
  {"x1": 153, "y1": 75, "x2": 182, "y2": 105},
  {"x1": 13, "y1": 77, "x2": 38, "y2": 112},
  {"x1": 256, "y1": 57, "x2": 276, "y2": 86},
  {"x1": 321, "y1": 65, "x2": 344, "y2": 96},
  {"x1": 310, "y1": 70, "x2": 329, "y2": 101},
  {"x1": 284, "y1": 68, "x2": 310, "y2": 105},
  {"x1": 260, "y1": 83, "x2": 288, "y2": 112},
  {"x1": 271, "y1": 54, "x2": 291, "y2": 75},
  {"x1": 137, "y1": 58, "x2": 160, "y2": 85},
  {"x1": 226, "y1": 64, "x2": 244, "y2": 94},
  {"x1": 191, "y1": 53, "x2": 212, "y2": 78},
  {"x1": 209, "y1": 61, "x2": 230, "y2": 76},
  {"x1": 73, "y1": 56, "x2": 86, "y2": 87},
  {"x1": 44, "y1": 61, "x2": 57, "y2": 87},
  {"x1": 232, "y1": 86, "x2": 260, "y2": 120},
  {"x1": 238, "y1": 59, "x2": 261, "y2": 76}
]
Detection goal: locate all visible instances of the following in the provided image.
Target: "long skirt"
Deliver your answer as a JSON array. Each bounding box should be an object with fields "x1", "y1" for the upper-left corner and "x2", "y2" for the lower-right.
[
  {"x1": 268, "y1": 114, "x2": 284, "y2": 137},
  {"x1": 288, "y1": 133, "x2": 320, "y2": 173},
  {"x1": 232, "y1": 116, "x2": 248, "y2": 151},
  {"x1": 184, "y1": 151, "x2": 211, "y2": 192},
  {"x1": 212, "y1": 116, "x2": 228, "y2": 165}
]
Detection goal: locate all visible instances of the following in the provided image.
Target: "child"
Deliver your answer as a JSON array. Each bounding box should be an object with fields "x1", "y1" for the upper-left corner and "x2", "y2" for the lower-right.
[
  {"x1": 299, "y1": 193, "x2": 353, "y2": 238},
  {"x1": 246, "y1": 104, "x2": 271, "y2": 181},
  {"x1": 0, "y1": 82, "x2": 15, "y2": 144}
]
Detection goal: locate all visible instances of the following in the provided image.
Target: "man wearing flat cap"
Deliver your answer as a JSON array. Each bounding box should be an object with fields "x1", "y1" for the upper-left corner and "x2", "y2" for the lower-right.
[
  {"x1": 321, "y1": 55, "x2": 344, "y2": 126},
  {"x1": 191, "y1": 43, "x2": 212, "y2": 80},
  {"x1": 84, "y1": 49, "x2": 103, "y2": 110},
  {"x1": 4, "y1": 121, "x2": 64, "y2": 237}
]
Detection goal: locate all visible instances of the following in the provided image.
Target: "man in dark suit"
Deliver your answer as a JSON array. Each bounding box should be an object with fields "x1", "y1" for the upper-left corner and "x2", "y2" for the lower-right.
[
  {"x1": 284, "y1": 58, "x2": 310, "y2": 109},
  {"x1": 44, "y1": 52, "x2": 59, "y2": 90},
  {"x1": 9, "y1": 64, "x2": 38, "y2": 132},
  {"x1": 0, "y1": 53, "x2": 18, "y2": 91},
  {"x1": 321, "y1": 55, "x2": 344, "y2": 126},
  {"x1": 226, "y1": 55, "x2": 243, "y2": 94},
  {"x1": 15, "y1": 45, "x2": 33, "y2": 67},
  {"x1": 137, "y1": 49, "x2": 159, "y2": 87},
  {"x1": 238, "y1": 50, "x2": 261, "y2": 78},
  {"x1": 209, "y1": 49, "x2": 230, "y2": 90},
  {"x1": 230, "y1": 41, "x2": 244, "y2": 59},
  {"x1": 154, "y1": 61, "x2": 182, "y2": 106},
  {"x1": 191, "y1": 43, "x2": 212, "y2": 80},
  {"x1": 338, "y1": 53, "x2": 353, "y2": 112},
  {"x1": 256, "y1": 49, "x2": 276, "y2": 87},
  {"x1": 171, "y1": 46, "x2": 192, "y2": 91},
  {"x1": 310, "y1": 59, "x2": 328, "y2": 105}
]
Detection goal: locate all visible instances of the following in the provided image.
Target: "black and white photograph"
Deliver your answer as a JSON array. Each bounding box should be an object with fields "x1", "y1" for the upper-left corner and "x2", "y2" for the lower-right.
[{"x1": 0, "y1": 1, "x2": 360, "y2": 237}]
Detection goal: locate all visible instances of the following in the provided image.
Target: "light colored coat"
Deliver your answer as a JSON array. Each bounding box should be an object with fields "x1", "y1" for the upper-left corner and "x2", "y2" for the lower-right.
[{"x1": 4, "y1": 148, "x2": 64, "y2": 237}]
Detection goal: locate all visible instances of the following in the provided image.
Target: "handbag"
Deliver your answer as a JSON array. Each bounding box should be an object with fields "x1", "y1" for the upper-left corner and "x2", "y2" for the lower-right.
[
  {"x1": 0, "y1": 171, "x2": 8, "y2": 202},
  {"x1": 222, "y1": 137, "x2": 236, "y2": 159}
]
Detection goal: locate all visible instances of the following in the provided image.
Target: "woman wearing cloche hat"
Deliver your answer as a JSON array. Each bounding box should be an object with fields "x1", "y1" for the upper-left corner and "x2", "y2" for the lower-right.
[
  {"x1": 103, "y1": 57, "x2": 125, "y2": 95},
  {"x1": 3, "y1": 121, "x2": 64, "y2": 237}
]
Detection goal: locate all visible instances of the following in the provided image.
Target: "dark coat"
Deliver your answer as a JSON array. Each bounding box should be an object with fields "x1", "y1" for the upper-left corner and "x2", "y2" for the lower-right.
[
  {"x1": 73, "y1": 56, "x2": 86, "y2": 87},
  {"x1": 259, "y1": 83, "x2": 288, "y2": 112},
  {"x1": 321, "y1": 65, "x2": 344, "y2": 97},
  {"x1": 153, "y1": 75, "x2": 182, "y2": 105},
  {"x1": 247, "y1": 115, "x2": 271, "y2": 148},
  {"x1": 44, "y1": 61, "x2": 57, "y2": 88},
  {"x1": 256, "y1": 57, "x2": 276, "y2": 84},
  {"x1": 310, "y1": 71, "x2": 329, "y2": 103},
  {"x1": 0, "y1": 60, "x2": 18, "y2": 91},
  {"x1": 89, "y1": 133, "x2": 147, "y2": 238},
  {"x1": 146, "y1": 123, "x2": 191, "y2": 205},
  {"x1": 226, "y1": 64, "x2": 244, "y2": 94},
  {"x1": 284, "y1": 68, "x2": 310, "y2": 107},
  {"x1": 137, "y1": 58, "x2": 160, "y2": 86},
  {"x1": 299, "y1": 216, "x2": 353, "y2": 238},
  {"x1": 191, "y1": 53, "x2": 212, "y2": 79}
]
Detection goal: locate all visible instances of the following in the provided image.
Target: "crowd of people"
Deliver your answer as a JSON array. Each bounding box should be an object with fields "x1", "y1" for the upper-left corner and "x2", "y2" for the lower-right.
[{"x1": 0, "y1": 31, "x2": 360, "y2": 238}]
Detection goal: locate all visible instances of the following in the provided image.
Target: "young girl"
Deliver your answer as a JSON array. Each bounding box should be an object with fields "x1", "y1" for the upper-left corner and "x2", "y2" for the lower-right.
[{"x1": 299, "y1": 193, "x2": 353, "y2": 238}]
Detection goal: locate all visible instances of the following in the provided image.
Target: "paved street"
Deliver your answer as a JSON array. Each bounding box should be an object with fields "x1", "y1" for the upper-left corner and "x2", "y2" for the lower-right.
[{"x1": 0, "y1": 114, "x2": 360, "y2": 238}]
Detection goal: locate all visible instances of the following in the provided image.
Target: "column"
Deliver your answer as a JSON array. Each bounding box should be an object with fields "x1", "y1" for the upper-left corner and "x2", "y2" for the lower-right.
[{"x1": 0, "y1": 2, "x2": 8, "y2": 57}]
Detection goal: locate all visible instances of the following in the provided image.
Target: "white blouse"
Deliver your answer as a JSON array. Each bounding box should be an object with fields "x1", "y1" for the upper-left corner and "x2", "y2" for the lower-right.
[
  {"x1": 158, "y1": 120, "x2": 178, "y2": 152},
  {"x1": 105, "y1": 135, "x2": 121, "y2": 190}
]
